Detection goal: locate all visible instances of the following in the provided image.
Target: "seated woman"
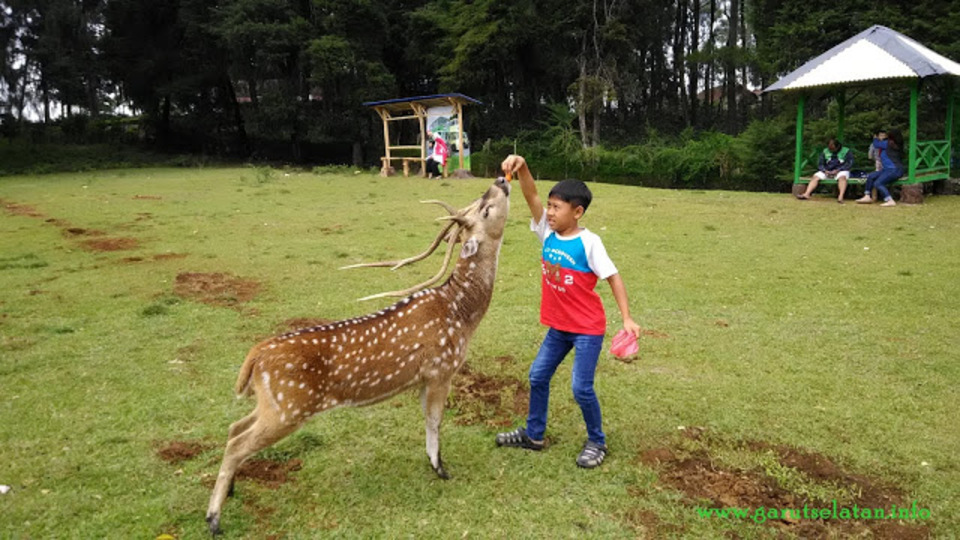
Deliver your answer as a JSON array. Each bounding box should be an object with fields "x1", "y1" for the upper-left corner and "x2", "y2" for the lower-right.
[
  {"x1": 796, "y1": 137, "x2": 854, "y2": 203},
  {"x1": 857, "y1": 129, "x2": 904, "y2": 207}
]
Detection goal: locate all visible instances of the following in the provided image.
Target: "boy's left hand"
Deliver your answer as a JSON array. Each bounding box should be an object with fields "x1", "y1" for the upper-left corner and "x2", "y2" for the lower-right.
[{"x1": 622, "y1": 317, "x2": 642, "y2": 338}]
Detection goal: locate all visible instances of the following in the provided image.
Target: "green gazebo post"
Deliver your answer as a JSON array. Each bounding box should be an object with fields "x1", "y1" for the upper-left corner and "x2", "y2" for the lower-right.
[
  {"x1": 836, "y1": 90, "x2": 846, "y2": 142},
  {"x1": 947, "y1": 83, "x2": 956, "y2": 178},
  {"x1": 793, "y1": 94, "x2": 806, "y2": 184},
  {"x1": 908, "y1": 80, "x2": 919, "y2": 184}
]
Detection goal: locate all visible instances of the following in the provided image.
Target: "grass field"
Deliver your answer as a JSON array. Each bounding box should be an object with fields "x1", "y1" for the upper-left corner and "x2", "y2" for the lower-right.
[{"x1": 1, "y1": 167, "x2": 958, "y2": 539}]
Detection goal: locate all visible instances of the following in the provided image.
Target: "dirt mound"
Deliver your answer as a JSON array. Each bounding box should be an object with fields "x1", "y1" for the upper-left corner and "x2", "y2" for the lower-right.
[
  {"x1": 81, "y1": 237, "x2": 140, "y2": 251},
  {"x1": 451, "y1": 365, "x2": 528, "y2": 427},
  {"x1": 0, "y1": 199, "x2": 44, "y2": 218},
  {"x1": 637, "y1": 433, "x2": 931, "y2": 539},
  {"x1": 155, "y1": 440, "x2": 214, "y2": 464},
  {"x1": 173, "y1": 272, "x2": 261, "y2": 308},
  {"x1": 237, "y1": 458, "x2": 303, "y2": 489}
]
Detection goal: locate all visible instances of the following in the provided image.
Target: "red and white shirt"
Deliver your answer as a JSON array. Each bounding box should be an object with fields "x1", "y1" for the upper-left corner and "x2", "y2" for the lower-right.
[{"x1": 532, "y1": 213, "x2": 618, "y2": 335}]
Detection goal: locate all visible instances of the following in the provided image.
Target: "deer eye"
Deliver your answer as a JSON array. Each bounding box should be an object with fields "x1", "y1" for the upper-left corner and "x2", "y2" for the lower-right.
[{"x1": 482, "y1": 207, "x2": 490, "y2": 219}]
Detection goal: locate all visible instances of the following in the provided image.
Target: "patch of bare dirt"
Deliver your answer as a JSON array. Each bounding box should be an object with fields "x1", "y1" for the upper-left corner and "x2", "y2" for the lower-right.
[
  {"x1": 133, "y1": 195, "x2": 163, "y2": 200},
  {"x1": 153, "y1": 253, "x2": 188, "y2": 261},
  {"x1": 451, "y1": 365, "x2": 528, "y2": 427},
  {"x1": 0, "y1": 199, "x2": 44, "y2": 218},
  {"x1": 237, "y1": 458, "x2": 303, "y2": 489},
  {"x1": 640, "y1": 328, "x2": 671, "y2": 338},
  {"x1": 45, "y1": 218, "x2": 71, "y2": 227},
  {"x1": 81, "y1": 237, "x2": 140, "y2": 251},
  {"x1": 120, "y1": 253, "x2": 189, "y2": 264},
  {"x1": 173, "y1": 272, "x2": 261, "y2": 308},
  {"x1": 63, "y1": 227, "x2": 105, "y2": 237},
  {"x1": 636, "y1": 434, "x2": 931, "y2": 539},
  {"x1": 155, "y1": 440, "x2": 215, "y2": 464}
]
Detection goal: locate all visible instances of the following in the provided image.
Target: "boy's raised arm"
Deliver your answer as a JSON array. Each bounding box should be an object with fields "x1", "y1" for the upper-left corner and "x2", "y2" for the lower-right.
[{"x1": 501, "y1": 154, "x2": 543, "y2": 223}]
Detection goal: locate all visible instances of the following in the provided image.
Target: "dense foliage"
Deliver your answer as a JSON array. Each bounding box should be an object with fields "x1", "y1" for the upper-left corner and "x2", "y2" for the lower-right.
[{"x1": 1, "y1": 0, "x2": 958, "y2": 185}]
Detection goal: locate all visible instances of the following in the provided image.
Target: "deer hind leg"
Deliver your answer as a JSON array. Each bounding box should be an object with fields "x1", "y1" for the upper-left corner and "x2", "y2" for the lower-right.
[
  {"x1": 421, "y1": 378, "x2": 453, "y2": 479},
  {"x1": 206, "y1": 406, "x2": 302, "y2": 535},
  {"x1": 222, "y1": 412, "x2": 258, "y2": 498}
]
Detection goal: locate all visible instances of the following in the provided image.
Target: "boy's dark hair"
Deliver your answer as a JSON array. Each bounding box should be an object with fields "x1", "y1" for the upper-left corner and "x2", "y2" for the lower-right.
[{"x1": 549, "y1": 179, "x2": 593, "y2": 212}]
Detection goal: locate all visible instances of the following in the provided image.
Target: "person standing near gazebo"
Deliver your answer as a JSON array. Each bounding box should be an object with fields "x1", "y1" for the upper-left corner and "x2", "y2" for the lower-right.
[
  {"x1": 796, "y1": 137, "x2": 854, "y2": 203},
  {"x1": 857, "y1": 129, "x2": 904, "y2": 207}
]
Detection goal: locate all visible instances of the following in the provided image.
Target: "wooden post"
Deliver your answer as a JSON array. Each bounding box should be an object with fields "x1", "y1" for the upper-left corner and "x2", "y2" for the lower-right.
[
  {"x1": 793, "y1": 94, "x2": 806, "y2": 184},
  {"x1": 909, "y1": 80, "x2": 919, "y2": 184},
  {"x1": 411, "y1": 102, "x2": 428, "y2": 177},
  {"x1": 377, "y1": 107, "x2": 392, "y2": 176}
]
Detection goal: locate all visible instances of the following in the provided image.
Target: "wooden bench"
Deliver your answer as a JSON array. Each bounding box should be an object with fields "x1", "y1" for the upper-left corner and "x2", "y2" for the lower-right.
[{"x1": 379, "y1": 156, "x2": 447, "y2": 178}]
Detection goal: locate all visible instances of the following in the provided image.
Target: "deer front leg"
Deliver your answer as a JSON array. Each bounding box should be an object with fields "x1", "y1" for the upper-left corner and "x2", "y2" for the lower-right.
[{"x1": 421, "y1": 378, "x2": 452, "y2": 479}]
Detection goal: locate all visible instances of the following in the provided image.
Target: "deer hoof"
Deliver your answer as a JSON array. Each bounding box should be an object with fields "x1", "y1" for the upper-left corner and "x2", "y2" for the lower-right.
[
  {"x1": 433, "y1": 463, "x2": 451, "y2": 480},
  {"x1": 205, "y1": 513, "x2": 221, "y2": 536}
]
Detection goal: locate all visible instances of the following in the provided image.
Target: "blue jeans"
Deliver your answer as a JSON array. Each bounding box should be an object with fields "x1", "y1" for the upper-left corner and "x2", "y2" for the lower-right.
[
  {"x1": 865, "y1": 168, "x2": 903, "y2": 201},
  {"x1": 526, "y1": 328, "x2": 606, "y2": 445}
]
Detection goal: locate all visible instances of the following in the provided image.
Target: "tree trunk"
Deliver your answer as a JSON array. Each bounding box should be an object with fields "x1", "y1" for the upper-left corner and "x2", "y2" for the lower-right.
[
  {"x1": 726, "y1": 0, "x2": 739, "y2": 132},
  {"x1": 689, "y1": 0, "x2": 700, "y2": 127},
  {"x1": 707, "y1": 0, "x2": 716, "y2": 109},
  {"x1": 578, "y1": 59, "x2": 589, "y2": 149},
  {"x1": 222, "y1": 74, "x2": 250, "y2": 157}
]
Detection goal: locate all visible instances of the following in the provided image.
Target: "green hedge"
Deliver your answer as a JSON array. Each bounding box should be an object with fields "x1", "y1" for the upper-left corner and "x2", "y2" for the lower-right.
[{"x1": 472, "y1": 118, "x2": 798, "y2": 192}]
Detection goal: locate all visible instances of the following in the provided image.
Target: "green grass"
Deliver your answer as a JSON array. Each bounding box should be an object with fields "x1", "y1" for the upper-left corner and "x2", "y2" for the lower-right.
[{"x1": 1, "y1": 168, "x2": 958, "y2": 538}]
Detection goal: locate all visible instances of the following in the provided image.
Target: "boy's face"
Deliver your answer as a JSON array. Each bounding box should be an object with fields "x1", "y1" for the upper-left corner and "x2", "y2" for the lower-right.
[{"x1": 546, "y1": 196, "x2": 584, "y2": 234}]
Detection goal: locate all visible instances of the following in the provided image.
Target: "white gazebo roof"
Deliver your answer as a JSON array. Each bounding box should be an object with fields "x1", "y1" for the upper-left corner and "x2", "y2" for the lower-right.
[{"x1": 765, "y1": 25, "x2": 960, "y2": 92}]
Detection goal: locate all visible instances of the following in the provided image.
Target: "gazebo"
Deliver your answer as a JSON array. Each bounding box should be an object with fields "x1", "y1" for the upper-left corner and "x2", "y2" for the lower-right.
[
  {"x1": 764, "y1": 25, "x2": 960, "y2": 202},
  {"x1": 364, "y1": 93, "x2": 482, "y2": 177}
]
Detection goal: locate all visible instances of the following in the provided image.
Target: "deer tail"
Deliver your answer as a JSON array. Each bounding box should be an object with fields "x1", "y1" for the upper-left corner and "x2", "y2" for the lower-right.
[{"x1": 234, "y1": 348, "x2": 262, "y2": 397}]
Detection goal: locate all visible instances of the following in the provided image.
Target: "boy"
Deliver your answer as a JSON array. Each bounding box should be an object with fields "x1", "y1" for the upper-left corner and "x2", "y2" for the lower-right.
[{"x1": 496, "y1": 154, "x2": 642, "y2": 468}]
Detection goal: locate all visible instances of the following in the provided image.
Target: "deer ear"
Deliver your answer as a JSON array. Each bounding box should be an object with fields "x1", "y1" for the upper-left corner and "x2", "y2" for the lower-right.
[{"x1": 460, "y1": 237, "x2": 479, "y2": 258}]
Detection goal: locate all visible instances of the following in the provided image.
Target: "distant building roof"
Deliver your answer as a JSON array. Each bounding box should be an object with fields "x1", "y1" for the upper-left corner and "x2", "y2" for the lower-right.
[
  {"x1": 765, "y1": 25, "x2": 960, "y2": 92},
  {"x1": 363, "y1": 94, "x2": 482, "y2": 113}
]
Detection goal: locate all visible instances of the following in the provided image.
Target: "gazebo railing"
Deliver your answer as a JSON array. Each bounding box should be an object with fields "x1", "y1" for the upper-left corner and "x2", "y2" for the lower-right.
[{"x1": 907, "y1": 140, "x2": 951, "y2": 184}]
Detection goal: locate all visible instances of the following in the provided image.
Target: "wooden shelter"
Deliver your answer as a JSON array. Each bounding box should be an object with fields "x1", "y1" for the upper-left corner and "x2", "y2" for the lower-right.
[
  {"x1": 364, "y1": 94, "x2": 482, "y2": 177},
  {"x1": 764, "y1": 25, "x2": 960, "y2": 202}
]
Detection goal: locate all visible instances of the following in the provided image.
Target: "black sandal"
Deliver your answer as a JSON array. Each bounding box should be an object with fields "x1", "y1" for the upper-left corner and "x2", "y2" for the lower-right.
[
  {"x1": 495, "y1": 427, "x2": 544, "y2": 451},
  {"x1": 576, "y1": 440, "x2": 608, "y2": 468}
]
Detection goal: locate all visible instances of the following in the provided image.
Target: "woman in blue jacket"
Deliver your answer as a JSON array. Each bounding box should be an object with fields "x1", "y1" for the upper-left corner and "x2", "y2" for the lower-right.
[{"x1": 856, "y1": 129, "x2": 904, "y2": 207}]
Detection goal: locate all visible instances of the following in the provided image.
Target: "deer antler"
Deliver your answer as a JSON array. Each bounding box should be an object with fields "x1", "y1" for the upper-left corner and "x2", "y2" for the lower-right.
[
  {"x1": 357, "y1": 223, "x2": 463, "y2": 301},
  {"x1": 340, "y1": 219, "x2": 457, "y2": 271},
  {"x1": 342, "y1": 198, "x2": 478, "y2": 300}
]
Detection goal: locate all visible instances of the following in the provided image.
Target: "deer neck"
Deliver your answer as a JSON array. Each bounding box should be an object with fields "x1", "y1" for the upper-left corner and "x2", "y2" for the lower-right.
[{"x1": 439, "y1": 243, "x2": 500, "y2": 326}]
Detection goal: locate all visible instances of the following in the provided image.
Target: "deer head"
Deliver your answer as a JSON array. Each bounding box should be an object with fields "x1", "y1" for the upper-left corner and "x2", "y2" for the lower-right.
[{"x1": 206, "y1": 177, "x2": 511, "y2": 535}]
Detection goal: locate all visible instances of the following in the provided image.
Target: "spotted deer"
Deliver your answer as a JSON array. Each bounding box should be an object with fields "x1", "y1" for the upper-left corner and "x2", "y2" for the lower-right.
[{"x1": 206, "y1": 177, "x2": 511, "y2": 535}]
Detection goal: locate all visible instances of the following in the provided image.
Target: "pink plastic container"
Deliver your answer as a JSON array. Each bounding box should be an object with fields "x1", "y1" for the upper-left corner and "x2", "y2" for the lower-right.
[{"x1": 610, "y1": 329, "x2": 639, "y2": 359}]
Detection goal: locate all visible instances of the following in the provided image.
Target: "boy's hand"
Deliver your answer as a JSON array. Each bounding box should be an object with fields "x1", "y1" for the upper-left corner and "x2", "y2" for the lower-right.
[
  {"x1": 623, "y1": 317, "x2": 642, "y2": 338},
  {"x1": 501, "y1": 155, "x2": 527, "y2": 177}
]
